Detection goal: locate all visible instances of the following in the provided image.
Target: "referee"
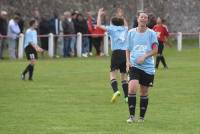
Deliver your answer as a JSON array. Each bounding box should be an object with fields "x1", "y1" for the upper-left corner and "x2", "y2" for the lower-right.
[{"x1": 21, "y1": 19, "x2": 43, "y2": 81}]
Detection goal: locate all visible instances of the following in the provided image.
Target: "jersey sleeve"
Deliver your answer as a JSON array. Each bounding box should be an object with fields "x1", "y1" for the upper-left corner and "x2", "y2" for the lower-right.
[
  {"x1": 151, "y1": 31, "x2": 159, "y2": 48},
  {"x1": 164, "y1": 26, "x2": 169, "y2": 37},
  {"x1": 32, "y1": 31, "x2": 38, "y2": 45},
  {"x1": 105, "y1": 26, "x2": 113, "y2": 35},
  {"x1": 126, "y1": 31, "x2": 133, "y2": 51}
]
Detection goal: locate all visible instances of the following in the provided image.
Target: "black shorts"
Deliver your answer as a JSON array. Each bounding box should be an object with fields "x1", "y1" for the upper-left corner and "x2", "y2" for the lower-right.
[
  {"x1": 25, "y1": 44, "x2": 38, "y2": 60},
  {"x1": 158, "y1": 41, "x2": 164, "y2": 55},
  {"x1": 129, "y1": 67, "x2": 154, "y2": 87},
  {"x1": 110, "y1": 50, "x2": 126, "y2": 73}
]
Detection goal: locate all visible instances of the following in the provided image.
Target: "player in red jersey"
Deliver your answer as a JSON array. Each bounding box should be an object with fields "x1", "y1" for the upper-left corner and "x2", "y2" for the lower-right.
[{"x1": 153, "y1": 17, "x2": 169, "y2": 69}]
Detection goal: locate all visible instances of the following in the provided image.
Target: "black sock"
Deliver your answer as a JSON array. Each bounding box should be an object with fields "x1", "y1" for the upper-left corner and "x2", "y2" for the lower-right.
[
  {"x1": 155, "y1": 56, "x2": 161, "y2": 68},
  {"x1": 140, "y1": 96, "x2": 149, "y2": 119},
  {"x1": 121, "y1": 80, "x2": 128, "y2": 98},
  {"x1": 160, "y1": 56, "x2": 167, "y2": 67},
  {"x1": 28, "y1": 64, "x2": 34, "y2": 80},
  {"x1": 128, "y1": 94, "x2": 136, "y2": 116},
  {"x1": 111, "y1": 79, "x2": 118, "y2": 93},
  {"x1": 22, "y1": 64, "x2": 32, "y2": 75}
]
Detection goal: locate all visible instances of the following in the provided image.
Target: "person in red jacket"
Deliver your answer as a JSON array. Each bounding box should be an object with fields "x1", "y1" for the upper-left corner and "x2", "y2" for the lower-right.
[
  {"x1": 153, "y1": 17, "x2": 169, "y2": 69},
  {"x1": 87, "y1": 12, "x2": 105, "y2": 56}
]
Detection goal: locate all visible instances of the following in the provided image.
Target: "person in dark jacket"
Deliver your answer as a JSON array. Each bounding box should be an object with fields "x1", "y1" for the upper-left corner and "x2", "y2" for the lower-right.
[
  {"x1": 74, "y1": 13, "x2": 89, "y2": 57},
  {"x1": 0, "y1": 11, "x2": 8, "y2": 59},
  {"x1": 38, "y1": 15, "x2": 50, "y2": 53}
]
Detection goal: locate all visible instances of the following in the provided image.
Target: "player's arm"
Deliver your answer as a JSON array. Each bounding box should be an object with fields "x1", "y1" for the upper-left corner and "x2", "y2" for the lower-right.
[
  {"x1": 137, "y1": 43, "x2": 158, "y2": 64},
  {"x1": 126, "y1": 50, "x2": 132, "y2": 71},
  {"x1": 123, "y1": 17, "x2": 128, "y2": 27},
  {"x1": 163, "y1": 27, "x2": 172, "y2": 48},
  {"x1": 97, "y1": 8, "x2": 106, "y2": 31},
  {"x1": 30, "y1": 32, "x2": 44, "y2": 52},
  {"x1": 30, "y1": 41, "x2": 44, "y2": 52}
]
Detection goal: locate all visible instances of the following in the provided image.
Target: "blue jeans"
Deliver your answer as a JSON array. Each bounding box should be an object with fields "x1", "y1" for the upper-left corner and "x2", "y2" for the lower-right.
[
  {"x1": 82, "y1": 37, "x2": 89, "y2": 54},
  {"x1": 63, "y1": 36, "x2": 75, "y2": 57},
  {"x1": 0, "y1": 38, "x2": 7, "y2": 58},
  {"x1": 8, "y1": 39, "x2": 17, "y2": 59},
  {"x1": 70, "y1": 36, "x2": 76, "y2": 55}
]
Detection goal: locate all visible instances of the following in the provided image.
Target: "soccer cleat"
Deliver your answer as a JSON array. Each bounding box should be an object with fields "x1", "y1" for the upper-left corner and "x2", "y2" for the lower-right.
[
  {"x1": 127, "y1": 115, "x2": 136, "y2": 123},
  {"x1": 124, "y1": 97, "x2": 128, "y2": 103},
  {"x1": 89, "y1": 52, "x2": 93, "y2": 56},
  {"x1": 28, "y1": 78, "x2": 33, "y2": 81},
  {"x1": 21, "y1": 73, "x2": 25, "y2": 80},
  {"x1": 111, "y1": 91, "x2": 120, "y2": 103},
  {"x1": 137, "y1": 117, "x2": 145, "y2": 123},
  {"x1": 82, "y1": 53, "x2": 88, "y2": 58}
]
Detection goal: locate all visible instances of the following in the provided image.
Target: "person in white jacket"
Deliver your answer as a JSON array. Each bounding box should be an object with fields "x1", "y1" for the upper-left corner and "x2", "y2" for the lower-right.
[{"x1": 7, "y1": 13, "x2": 20, "y2": 59}]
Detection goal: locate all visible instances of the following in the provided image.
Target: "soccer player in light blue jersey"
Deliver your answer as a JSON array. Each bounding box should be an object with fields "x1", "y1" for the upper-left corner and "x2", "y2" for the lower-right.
[
  {"x1": 126, "y1": 11, "x2": 158, "y2": 123},
  {"x1": 21, "y1": 19, "x2": 43, "y2": 81},
  {"x1": 97, "y1": 8, "x2": 129, "y2": 103}
]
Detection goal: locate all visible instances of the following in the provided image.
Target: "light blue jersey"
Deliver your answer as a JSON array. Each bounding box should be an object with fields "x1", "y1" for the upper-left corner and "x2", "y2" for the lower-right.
[
  {"x1": 24, "y1": 28, "x2": 37, "y2": 48},
  {"x1": 127, "y1": 28, "x2": 158, "y2": 74},
  {"x1": 106, "y1": 25, "x2": 128, "y2": 51}
]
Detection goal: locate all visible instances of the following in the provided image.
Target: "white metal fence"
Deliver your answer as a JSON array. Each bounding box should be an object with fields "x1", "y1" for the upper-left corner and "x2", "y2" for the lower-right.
[
  {"x1": 0, "y1": 32, "x2": 200, "y2": 59},
  {"x1": 23, "y1": 32, "x2": 109, "y2": 59},
  {"x1": 170, "y1": 32, "x2": 200, "y2": 51}
]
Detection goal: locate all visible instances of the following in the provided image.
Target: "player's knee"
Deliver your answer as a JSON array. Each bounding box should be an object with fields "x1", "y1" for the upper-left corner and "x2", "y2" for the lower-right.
[
  {"x1": 140, "y1": 89, "x2": 148, "y2": 96},
  {"x1": 128, "y1": 81, "x2": 137, "y2": 94},
  {"x1": 120, "y1": 73, "x2": 127, "y2": 81},
  {"x1": 30, "y1": 60, "x2": 36, "y2": 65}
]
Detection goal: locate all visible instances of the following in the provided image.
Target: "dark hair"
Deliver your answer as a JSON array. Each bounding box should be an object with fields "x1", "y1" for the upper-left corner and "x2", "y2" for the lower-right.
[
  {"x1": 161, "y1": 18, "x2": 166, "y2": 23},
  {"x1": 29, "y1": 19, "x2": 36, "y2": 26},
  {"x1": 137, "y1": 11, "x2": 148, "y2": 18},
  {"x1": 111, "y1": 17, "x2": 124, "y2": 26},
  {"x1": 13, "y1": 12, "x2": 20, "y2": 20}
]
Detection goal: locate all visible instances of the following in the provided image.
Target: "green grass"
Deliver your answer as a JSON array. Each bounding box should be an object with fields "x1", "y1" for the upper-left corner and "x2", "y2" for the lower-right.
[
  {"x1": 0, "y1": 47, "x2": 200, "y2": 134},
  {"x1": 168, "y1": 37, "x2": 199, "y2": 49}
]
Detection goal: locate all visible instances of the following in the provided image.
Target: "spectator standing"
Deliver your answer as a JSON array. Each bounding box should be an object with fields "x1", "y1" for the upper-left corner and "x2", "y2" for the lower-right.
[
  {"x1": 38, "y1": 15, "x2": 50, "y2": 56},
  {"x1": 7, "y1": 13, "x2": 20, "y2": 59},
  {"x1": 0, "y1": 10, "x2": 8, "y2": 59},
  {"x1": 74, "y1": 13, "x2": 89, "y2": 57},
  {"x1": 62, "y1": 11, "x2": 76, "y2": 57},
  {"x1": 49, "y1": 11, "x2": 60, "y2": 57}
]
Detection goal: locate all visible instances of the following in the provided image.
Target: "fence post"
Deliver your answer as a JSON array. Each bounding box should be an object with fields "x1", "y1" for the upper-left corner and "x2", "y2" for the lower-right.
[
  {"x1": 199, "y1": 32, "x2": 200, "y2": 49},
  {"x1": 177, "y1": 32, "x2": 182, "y2": 51},
  {"x1": 48, "y1": 33, "x2": 54, "y2": 57},
  {"x1": 103, "y1": 32, "x2": 109, "y2": 56},
  {"x1": 76, "y1": 32, "x2": 82, "y2": 57},
  {"x1": 18, "y1": 33, "x2": 24, "y2": 59}
]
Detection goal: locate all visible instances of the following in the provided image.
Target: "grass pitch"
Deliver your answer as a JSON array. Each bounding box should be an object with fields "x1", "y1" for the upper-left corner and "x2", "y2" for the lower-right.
[{"x1": 0, "y1": 47, "x2": 200, "y2": 134}]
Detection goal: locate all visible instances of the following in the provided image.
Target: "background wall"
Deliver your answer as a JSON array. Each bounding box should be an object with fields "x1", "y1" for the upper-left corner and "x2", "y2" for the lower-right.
[{"x1": 1, "y1": 0, "x2": 200, "y2": 32}]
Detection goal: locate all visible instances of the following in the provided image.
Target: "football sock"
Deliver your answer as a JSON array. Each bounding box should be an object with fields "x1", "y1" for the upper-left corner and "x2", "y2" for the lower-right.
[
  {"x1": 155, "y1": 56, "x2": 161, "y2": 68},
  {"x1": 128, "y1": 94, "x2": 136, "y2": 116},
  {"x1": 28, "y1": 64, "x2": 34, "y2": 80},
  {"x1": 111, "y1": 79, "x2": 118, "y2": 93},
  {"x1": 140, "y1": 96, "x2": 149, "y2": 118},
  {"x1": 160, "y1": 56, "x2": 167, "y2": 68},
  {"x1": 22, "y1": 64, "x2": 32, "y2": 75},
  {"x1": 121, "y1": 80, "x2": 128, "y2": 98}
]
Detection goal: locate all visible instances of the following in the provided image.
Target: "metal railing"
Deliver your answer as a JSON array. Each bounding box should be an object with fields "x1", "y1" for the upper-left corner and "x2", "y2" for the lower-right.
[
  {"x1": 169, "y1": 32, "x2": 200, "y2": 51},
  {"x1": 1, "y1": 32, "x2": 200, "y2": 59}
]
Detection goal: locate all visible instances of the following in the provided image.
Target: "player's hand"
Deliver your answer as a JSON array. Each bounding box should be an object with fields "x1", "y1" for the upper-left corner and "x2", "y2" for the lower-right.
[
  {"x1": 137, "y1": 55, "x2": 146, "y2": 64},
  {"x1": 126, "y1": 61, "x2": 131, "y2": 72},
  {"x1": 37, "y1": 47, "x2": 44, "y2": 53},
  {"x1": 98, "y1": 8, "x2": 105, "y2": 16}
]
